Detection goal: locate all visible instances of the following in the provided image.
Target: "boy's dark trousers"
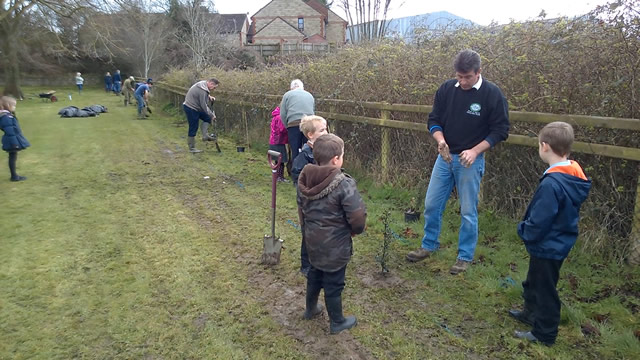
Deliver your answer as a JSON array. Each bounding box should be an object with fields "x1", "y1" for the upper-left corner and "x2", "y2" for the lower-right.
[
  {"x1": 300, "y1": 235, "x2": 310, "y2": 273},
  {"x1": 307, "y1": 265, "x2": 346, "y2": 300},
  {"x1": 297, "y1": 200, "x2": 310, "y2": 274},
  {"x1": 306, "y1": 265, "x2": 357, "y2": 333},
  {"x1": 522, "y1": 255, "x2": 565, "y2": 344}
]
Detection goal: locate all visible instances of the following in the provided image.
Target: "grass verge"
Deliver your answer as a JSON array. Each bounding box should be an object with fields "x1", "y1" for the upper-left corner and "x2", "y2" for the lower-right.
[{"x1": 1, "y1": 87, "x2": 638, "y2": 359}]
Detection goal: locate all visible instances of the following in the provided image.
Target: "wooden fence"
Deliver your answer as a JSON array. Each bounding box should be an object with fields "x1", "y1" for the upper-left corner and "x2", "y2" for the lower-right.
[
  {"x1": 155, "y1": 82, "x2": 640, "y2": 246},
  {"x1": 245, "y1": 42, "x2": 338, "y2": 57}
]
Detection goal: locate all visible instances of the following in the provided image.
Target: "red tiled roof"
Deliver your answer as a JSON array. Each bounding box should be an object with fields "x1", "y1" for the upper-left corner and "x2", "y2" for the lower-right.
[
  {"x1": 304, "y1": 33, "x2": 328, "y2": 43},
  {"x1": 304, "y1": 0, "x2": 328, "y2": 18}
]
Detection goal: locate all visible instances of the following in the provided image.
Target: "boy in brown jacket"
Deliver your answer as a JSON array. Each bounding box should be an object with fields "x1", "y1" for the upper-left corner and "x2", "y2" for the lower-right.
[{"x1": 297, "y1": 134, "x2": 367, "y2": 334}]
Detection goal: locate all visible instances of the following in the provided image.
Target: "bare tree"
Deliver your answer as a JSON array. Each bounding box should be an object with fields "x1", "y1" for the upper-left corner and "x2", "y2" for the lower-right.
[
  {"x1": 76, "y1": 0, "x2": 175, "y2": 78},
  {"x1": 338, "y1": 0, "x2": 393, "y2": 43},
  {"x1": 0, "y1": 0, "x2": 90, "y2": 98},
  {"x1": 112, "y1": 0, "x2": 175, "y2": 78},
  {"x1": 175, "y1": 0, "x2": 226, "y2": 76}
]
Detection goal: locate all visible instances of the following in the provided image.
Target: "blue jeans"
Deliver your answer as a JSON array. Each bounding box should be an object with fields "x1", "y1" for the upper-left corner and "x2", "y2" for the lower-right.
[
  {"x1": 421, "y1": 153, "x2": 485, "y2": 261},
  {"x1": 135, "y1": 94, "x2": 145, "y2": 115},
  {"x1": 113, "y1": 81, "x2": 121, "y2": 93},
  {"x1": 183, "y1": 104, "x2": 212, "y2": 137}
]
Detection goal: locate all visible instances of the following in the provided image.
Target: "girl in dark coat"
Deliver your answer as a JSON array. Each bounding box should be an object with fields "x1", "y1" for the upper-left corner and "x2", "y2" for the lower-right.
[{"x1": 0, "y1": 96, "x2": 30, "y2": 181}]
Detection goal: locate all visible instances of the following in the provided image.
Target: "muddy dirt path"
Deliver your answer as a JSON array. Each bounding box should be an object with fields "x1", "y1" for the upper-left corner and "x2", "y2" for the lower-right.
[{"x1": 154, "y1": 139, "x2": 489, "y2": 359}]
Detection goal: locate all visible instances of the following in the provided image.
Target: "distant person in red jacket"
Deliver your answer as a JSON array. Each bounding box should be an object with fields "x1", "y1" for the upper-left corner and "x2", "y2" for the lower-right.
[{"x1": 268, "y1": 106, "x2": 288, "y2": 182}]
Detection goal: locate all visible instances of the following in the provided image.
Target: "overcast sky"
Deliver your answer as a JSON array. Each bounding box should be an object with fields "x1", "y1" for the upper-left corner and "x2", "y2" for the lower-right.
[{"x1": 215, "y1": 0, "x2": 611, "y2": 26}]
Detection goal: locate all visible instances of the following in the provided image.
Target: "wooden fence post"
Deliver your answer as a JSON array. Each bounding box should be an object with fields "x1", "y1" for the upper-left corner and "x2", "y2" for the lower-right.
[
  {"x1": 329, "y1": 105, "x2": 336, "y2": 133},
  {"x1": 224, "y1": 106, "x2": 229, "y2": 133},
  {"x1": 242, "y1": 107, "x2": 249, "y2": 146},
  {"x1": 628, "y1": 173, "x2": 640, "y2": 265},
  {"x1": 380, "y1": 109, "x2": 391, "y2": 182}
]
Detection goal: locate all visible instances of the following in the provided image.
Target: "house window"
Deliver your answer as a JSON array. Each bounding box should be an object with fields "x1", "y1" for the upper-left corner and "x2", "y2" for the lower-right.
[{"x1": 298, "y1": 17, "x2": 304, "y2": 31}]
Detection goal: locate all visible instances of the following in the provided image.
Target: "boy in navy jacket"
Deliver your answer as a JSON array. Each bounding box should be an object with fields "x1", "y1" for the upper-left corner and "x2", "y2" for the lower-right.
[
  {"x1": 292, "y1": 115, "x2": 327, "y2": 277},
  {"x1": 511, "y1": 122, "x2": 591, "y2": 346}
]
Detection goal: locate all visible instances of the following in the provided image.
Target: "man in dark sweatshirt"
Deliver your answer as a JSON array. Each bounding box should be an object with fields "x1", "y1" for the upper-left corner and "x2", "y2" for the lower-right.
[
  {"x1": 406, "y1": 49, "x2": 510, "y2": 275},
  {"x1": 183, "y1": 78, "x2": 219, "y2": 153}
]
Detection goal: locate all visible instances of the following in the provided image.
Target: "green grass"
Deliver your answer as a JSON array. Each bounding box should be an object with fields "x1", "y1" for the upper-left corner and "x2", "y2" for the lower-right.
[{"x1": 1, "y1": 87, "x2": 639, "y2": 359}]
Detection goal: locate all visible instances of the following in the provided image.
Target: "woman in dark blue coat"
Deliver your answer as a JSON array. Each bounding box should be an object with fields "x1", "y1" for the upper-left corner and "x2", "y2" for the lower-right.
[
  {"x1": 0, "y1": 96, "x2": 30, "y2": 181},
  {"x1": 104, "y1": 72, "x2": 113, "y2": 92}
]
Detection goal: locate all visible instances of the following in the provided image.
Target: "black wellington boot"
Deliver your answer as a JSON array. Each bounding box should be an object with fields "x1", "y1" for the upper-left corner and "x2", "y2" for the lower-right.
[
  {"x1": 508, "y1": 308, "x2": 535, "y2": 327},
  {"x1": 303, "y1": 281, "x2": 324, "y2": 320},
  {"x1": 8, "y1": 152, "x2": 25, "y2": 181},
  {"x1": 326, "y1": 296, "x2": 357, "y2": 334},
  {"x1": 277, "y1": 163, "x2": 288, "y2": 182}
]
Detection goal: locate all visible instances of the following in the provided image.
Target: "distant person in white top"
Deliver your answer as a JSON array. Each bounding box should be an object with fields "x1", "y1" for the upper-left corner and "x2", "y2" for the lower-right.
[{"x1": 75, "y1": 73, "x2": 84, "y2": 94}]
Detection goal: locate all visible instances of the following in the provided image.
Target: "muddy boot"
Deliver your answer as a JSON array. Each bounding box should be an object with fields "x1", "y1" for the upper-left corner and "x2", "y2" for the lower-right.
[
  {"x1": 201, "y1": 122, "x2": 214, "y2": 141},
  {"x1": 326, "y1": 296, "x2": 357, "y2": 334},
  {"x1": 124, "y1": 98, "x2": 128, "y2": 106},
  {"x1": 188, "y1": 137, "x2": 202, "y2": 153},
  {"x1": 303, "y1": 281, "x2": 324, "y2": 320},
  {"x1": 509, "y1": 308, "x2": 535, "y2": 327}
]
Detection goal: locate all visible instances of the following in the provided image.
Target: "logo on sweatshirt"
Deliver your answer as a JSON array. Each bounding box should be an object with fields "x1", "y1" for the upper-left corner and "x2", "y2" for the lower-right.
[{"x1": 467, "y1": 103, "x2": 481, "y2": 116}]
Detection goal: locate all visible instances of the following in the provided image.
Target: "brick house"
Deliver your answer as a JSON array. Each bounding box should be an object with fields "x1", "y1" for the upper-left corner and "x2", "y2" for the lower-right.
[{"x1": 248, "y1": 0, "x2": 347, "y2": 45}]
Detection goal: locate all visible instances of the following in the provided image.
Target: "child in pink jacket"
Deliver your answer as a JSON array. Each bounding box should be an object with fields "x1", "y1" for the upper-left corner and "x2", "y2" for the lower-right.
[{"x1": 269, "y1": 107, "x2": 289, "y2": 182}]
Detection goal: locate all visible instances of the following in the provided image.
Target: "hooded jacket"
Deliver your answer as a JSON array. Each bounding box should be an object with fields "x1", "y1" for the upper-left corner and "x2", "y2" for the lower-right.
[
  {"x1": 297, "y1": 165, "x2": 367, "y2": 272},
  {"x1": 518, "y1": 161, "x2": 591, "y2": 260},
  {"x1": 183, "y1": 80, "x2": 215, "y2": 120},
  {"x1": 0, "y1": 111, "x2": 30, "y2": 152},
  {"x1": 269, "y1": 107, "x2": 288, "y2": 145},
  {"x1": 291, "y1": 142, "x2": 313, "y2": 185}
]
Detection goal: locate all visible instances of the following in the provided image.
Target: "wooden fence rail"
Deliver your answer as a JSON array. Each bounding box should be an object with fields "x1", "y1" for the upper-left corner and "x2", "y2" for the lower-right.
[
  {"x1": 155, "y1": 82, "x2": 640, "y2": 237},
  {"x1": 157, "y1": 82, "x2": 640, "y2": 159}
]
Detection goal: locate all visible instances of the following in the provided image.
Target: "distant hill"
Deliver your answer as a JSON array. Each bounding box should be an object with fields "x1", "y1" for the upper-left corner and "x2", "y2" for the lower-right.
[{"x1": 346, "y1": 11, "x2": 474, "y2": 43}]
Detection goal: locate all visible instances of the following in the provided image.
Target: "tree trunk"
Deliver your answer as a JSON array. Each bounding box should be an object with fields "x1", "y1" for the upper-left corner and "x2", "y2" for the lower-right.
[{"x1": 1, "y1": 23, "x2": 23, "y2": 99}]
